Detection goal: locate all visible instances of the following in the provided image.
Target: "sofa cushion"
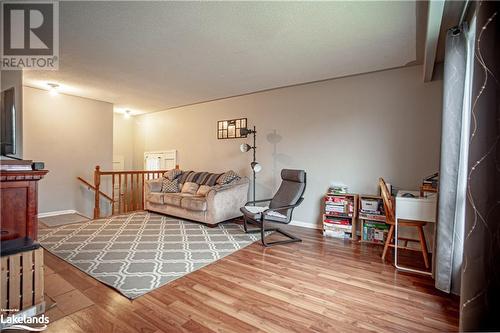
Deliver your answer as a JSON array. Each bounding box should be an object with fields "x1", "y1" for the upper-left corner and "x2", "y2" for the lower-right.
[
  {"x1": 181, "y1": 182, "x2": 199, "y2": 194},
  {"x1": 199, "y1": 172, "x2": 223, "y2": 186},
  {"x1": 163, "y1": 193, "x2": 182, "y2": 206},
  {"x1": 147, "y1": 193, "x2": 164, "y2": 205},
  {"x1": 163, "y1": 169, "x2": 182, "y2": 181},
  {"x1": 161, "y1": 177, "x2": 180, "y2": 193},
  {"x1": 240, "y1": 206, "x2": 288, "y2": 223},
  {"x1": 181, "y1": 196, "x2": 207, "y2": 211},
  {"x1": 217, "y1": 170, "x2": 240, "y2": 185},
  {"x1": 196, "y1": 185, "x2": 212, "y2": 196},
  {"x1": 193, "y1": 172, "x2": 209, "y2": 185},
  {"x1": 178, "y1": 171, "x2": 193, "y2": 185}
]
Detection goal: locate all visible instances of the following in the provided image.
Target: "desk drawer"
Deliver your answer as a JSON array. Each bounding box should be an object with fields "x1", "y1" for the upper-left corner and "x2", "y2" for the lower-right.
[{"x1": 396, "y1": 199, "x2": 437, "y2": 222}]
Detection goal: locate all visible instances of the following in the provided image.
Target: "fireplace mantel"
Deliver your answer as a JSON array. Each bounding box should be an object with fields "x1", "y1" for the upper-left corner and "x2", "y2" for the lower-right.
[{"x1": 0, "y1": 169, "x2": 48, "y2": 241}]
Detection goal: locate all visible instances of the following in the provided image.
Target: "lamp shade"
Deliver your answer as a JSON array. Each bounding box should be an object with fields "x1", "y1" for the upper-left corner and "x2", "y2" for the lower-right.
[
  {"x1": 240, "y1": 143, "x2": 251, "y2": 152},
  {"x1": 251, "y1": 161, "x2": 262, "y2": 173},
  {"x1": 240, "y1": 127, "x2": 251, "y2": 136}
]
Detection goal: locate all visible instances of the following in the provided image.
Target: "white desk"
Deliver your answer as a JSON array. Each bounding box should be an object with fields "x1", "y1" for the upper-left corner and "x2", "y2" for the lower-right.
[{"x1": 395, "y1": 190, "x2": 437, "y2": 275}]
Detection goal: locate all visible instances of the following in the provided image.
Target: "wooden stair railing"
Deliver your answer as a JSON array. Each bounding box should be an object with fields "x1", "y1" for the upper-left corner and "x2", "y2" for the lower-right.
[
  {"x1": 77, "y1": 176, "x2": 114, "y2": 202},
  {"x1": 92, "y1": 165, "x2": 177, "y2": 219}
]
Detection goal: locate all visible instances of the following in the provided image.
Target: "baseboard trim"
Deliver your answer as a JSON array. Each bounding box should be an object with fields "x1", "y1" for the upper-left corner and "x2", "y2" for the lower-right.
[
  {"x1": 289, "y1": 220, "x2": 321, "y2": 230},
  {"x1": 38, "y1": 210, "x2": 77, "y2": 218}
]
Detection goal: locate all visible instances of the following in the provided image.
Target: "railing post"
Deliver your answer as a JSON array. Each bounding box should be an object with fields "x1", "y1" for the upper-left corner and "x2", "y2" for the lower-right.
[{"x1": 94, "y1": 165, "x2": 101, "y2": 219}]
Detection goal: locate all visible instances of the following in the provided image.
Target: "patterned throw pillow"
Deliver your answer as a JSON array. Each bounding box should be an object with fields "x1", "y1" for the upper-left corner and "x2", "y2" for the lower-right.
[
  {"x1": 161, "y1": 177, "x2": 180, "y2": 193},
  {"x1": 196, "y1": 185, "x2": 212, "y2": 196},
  {"x1": 163, "y1": 169, "x2": 182, "y2": 181},
  {"x1": 216, "y1": 170, "x2": 240, "y2": 185},
  {"x1": 181, "y1": 182, "x2": 199, "y2": 194}
]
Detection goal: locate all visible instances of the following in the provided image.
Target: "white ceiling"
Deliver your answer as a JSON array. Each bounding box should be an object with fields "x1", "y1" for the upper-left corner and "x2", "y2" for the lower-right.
[{"x1": 24, "y1": 1, "x2": 418, "y2": 114}]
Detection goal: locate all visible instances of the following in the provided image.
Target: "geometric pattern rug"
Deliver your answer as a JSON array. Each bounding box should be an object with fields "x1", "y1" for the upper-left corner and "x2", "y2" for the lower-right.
[
  {"x1": 39, "y1": 212, "x2": 90, "y2": 227},
  {"x1": 38, "y1": 212, "x2": 260, "y2": 299}
]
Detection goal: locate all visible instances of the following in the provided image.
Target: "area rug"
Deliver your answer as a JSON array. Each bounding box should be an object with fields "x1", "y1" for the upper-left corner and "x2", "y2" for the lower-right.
[
  {"x1": 39, "y1": 213, "x2": 90, "y2": 227},
  {"x1": 38, "y1": 212, "x2": 259, "y2": 299}
]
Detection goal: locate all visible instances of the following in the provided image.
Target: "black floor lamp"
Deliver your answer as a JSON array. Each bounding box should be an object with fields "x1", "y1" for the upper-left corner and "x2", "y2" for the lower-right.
[{"x1": 239, "y1": 126, "x2": 261, "y2": 203}]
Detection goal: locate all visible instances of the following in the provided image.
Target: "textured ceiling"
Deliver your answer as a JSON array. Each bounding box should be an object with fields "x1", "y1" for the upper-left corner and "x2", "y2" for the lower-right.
[{"x1": 24, "y1": 1, "x2": 417, "y2": 114}]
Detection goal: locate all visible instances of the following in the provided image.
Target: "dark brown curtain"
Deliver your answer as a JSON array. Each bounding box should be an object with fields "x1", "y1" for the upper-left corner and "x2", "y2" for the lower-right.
[{"x1": 460, "y1": 2, "x2": 500, "y2": 331}]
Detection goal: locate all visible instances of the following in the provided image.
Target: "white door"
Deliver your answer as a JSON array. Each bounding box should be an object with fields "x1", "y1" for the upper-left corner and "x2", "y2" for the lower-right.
[
  {"x1": 144, "y1": 150, "x2": 177, "y2": 171},
  {"x1": 112, "y1": 155, "x2": 125, "y2": 171}
]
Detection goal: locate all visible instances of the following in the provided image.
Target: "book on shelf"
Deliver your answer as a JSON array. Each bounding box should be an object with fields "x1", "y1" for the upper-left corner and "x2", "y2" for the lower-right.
[
  {"x1": 359, "y1": 214, "x2": 385, "y2": 221},
  {"x1": 325, "y1": 196, "x2": 350, "y2": 203},
  {"x1": 325, "y1": 205, "x2": 353, "y2": 213},
  {"x1": 360, "y1": 209, "x2": 382, "y2": 215},
  {"x1": 323, "y1": 218, "x2": 351, "y2": 225},
  {"x1": 0, "y1": 159, "x2": 33, "y2": 171},
  {"x1": 325, "y1": 212, "x2": 353, "y2": 218},
  {"x1": 325, "y1": 205, "x2": 346, "y2": 213},
  {"x1": 363, "y1": 228, "x2": 387, "y2": 243},
  {"x1": 325, "y1": 203, "x2": 347, "y2": 209},
  {"x1": 362, "y1": 222, "x2": 389, "y2": 243},
  {"x1": 423, "y1": 172, "x2": 439, "y2": 188},
  {"x1": 323, "y1": 223, "x2": 352, "y2": 231}
]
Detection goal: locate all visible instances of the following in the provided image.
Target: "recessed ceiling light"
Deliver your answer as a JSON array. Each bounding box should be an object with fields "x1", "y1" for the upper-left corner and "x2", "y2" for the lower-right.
[{"x1": 47, "y1": 83, "x2": 59, "y2": 96}]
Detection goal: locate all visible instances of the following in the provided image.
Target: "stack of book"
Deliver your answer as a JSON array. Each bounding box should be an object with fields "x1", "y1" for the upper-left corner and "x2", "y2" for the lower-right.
[
  {"x1": 422, "y1": 172, "x2": 439, "y2": 192},
  {"x1": 328, "y1": 185, "x2": 348, "y2": 194},
  {"x1": 359, "y1": 198, "x2": 385, "y2": 221},
  {"x1": 324, "y1": 196, "x2": 354, "y2": 217},
  {"x1": 362, "y1": 221, "x2": 389, "y2": 243},
  {"x1": 0, "y1": 160, "x2": 32, "y2": 171}
]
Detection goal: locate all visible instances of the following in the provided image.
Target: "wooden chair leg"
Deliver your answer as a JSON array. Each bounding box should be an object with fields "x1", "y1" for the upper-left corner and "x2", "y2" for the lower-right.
[
  {"x1": 417, "y1": 226, "x2": 430, "y2": 269},
  {"x1": 382, "y1": 224, "x2": 395, "y2": 262}
]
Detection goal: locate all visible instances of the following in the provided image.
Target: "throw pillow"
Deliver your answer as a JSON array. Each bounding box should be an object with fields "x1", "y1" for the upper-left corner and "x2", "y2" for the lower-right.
[
  {"x1": 178, "y1": 171, "x2": 193, "y2": 186},
  {"x1": 196, "y1": 185, "x2": 212, "y2": 196},
  {"x1": 181, "y1": 182, "x2": 199, "y2": 194},
  {"x1": 199, "y1": 173, "x2": 223, "y2": 186},
  {"x1": 161, "y1": 177, "x2": 179, "y2": 193},
  {"x1": 163, "y1": 169, "x2": 182, "y2": 181},
  {"x1": 217, "y1": 170, "x2": 240, "y2": 185}
]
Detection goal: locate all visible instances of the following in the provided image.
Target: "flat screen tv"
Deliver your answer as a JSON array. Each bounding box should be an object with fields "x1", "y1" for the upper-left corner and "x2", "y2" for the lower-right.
[{"x1": 1, "y1": 88, "x2": 16, "y2": 156}]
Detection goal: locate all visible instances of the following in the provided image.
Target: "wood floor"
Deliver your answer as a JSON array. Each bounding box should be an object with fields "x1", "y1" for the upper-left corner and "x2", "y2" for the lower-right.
[{"x1": 41, "y1": 224, "x2": 459, "y2": 333}]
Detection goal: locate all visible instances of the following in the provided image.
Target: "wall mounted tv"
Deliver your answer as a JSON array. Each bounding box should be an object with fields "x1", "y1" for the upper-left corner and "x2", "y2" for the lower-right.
[{"x1": 1, "y1": 88, "x2": 16, "y2": 156}]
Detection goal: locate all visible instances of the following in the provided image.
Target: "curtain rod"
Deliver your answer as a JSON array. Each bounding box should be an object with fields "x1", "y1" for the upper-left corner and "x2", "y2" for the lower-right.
[{"x1": 458, "y1": 0, "x2": 471, "y2": 26}]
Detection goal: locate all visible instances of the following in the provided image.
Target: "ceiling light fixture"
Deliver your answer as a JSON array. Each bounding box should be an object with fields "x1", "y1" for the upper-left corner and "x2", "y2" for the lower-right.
[
  {"x1": 47, "y1": 83, "x2": 59, "y2": 96},
  {"x1": 124, "y1": 110, "x2": 131, "y2": 119}
]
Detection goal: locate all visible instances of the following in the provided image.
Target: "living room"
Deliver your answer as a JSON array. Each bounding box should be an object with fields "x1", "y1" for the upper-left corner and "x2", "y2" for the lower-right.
[{"x1": 1, "y1": 1, "x2": 498, "y2": 332}]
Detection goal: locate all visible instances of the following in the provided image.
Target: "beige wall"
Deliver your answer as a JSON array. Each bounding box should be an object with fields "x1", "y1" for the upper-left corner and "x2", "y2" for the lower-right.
[
  {"x1": 132, "y1": 65, "x2": 442, "y2": 228},
  {"x1": 23, "y1": 86, "x2": 113, "y2": 217},
  {"x1": 113, "y1": 113, "x2": 134, "y2": 170},
  {"x1": 1, "y1": 70, "x2": 23, "y2": 159}
]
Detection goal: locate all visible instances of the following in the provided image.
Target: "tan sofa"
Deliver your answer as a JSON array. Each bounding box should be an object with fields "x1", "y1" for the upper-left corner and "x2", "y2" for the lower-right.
[{"x1": 145, "y1": 177, "x2": 249, "y2": 226}]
